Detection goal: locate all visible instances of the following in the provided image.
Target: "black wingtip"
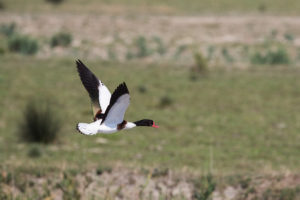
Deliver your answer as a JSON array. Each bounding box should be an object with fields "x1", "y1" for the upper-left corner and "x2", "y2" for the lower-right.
[
  {"x1": 76, "y1": 60, "x2": 93, "y2": 78},
  {"x1": 117, "y1": 82, "x2": 129, "y2": 94},
  {"x1": 76, "y1": 59, "x2": 84, "y2": 68},
  {"x1": 75, "y1": 58, "x2": 100, "y2": 106}
]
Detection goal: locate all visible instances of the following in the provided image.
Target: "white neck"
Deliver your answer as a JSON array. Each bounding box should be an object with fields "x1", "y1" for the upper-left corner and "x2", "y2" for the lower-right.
[{"x1": 125, "y1": 122, "x2": 136, "y2": 129}]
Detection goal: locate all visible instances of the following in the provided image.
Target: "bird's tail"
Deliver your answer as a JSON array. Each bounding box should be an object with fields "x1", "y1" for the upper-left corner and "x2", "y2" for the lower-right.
[{"x1": 76, "y1": 123, "x2": 98, "y2": 135}]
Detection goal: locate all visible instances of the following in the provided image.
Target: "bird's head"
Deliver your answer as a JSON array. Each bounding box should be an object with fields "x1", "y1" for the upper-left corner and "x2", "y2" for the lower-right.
[{"x1": 134, "y1": 119, "x2": 159, "y2": 128}]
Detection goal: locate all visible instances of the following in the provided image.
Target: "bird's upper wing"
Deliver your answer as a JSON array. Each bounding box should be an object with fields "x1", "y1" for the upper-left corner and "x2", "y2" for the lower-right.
[
  {"x1": 76, "y1": 60, "x2": 111, "y2": 119},
  {"x1": 101, "y1": 82, "x2": 130, "y2": 125},
  {"x1": 98, "y1": 81, "x2": 111, "y2": 113}
]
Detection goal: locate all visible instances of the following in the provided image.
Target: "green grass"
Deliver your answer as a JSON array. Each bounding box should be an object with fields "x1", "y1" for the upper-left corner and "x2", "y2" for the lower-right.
[
  {"x1": 2, "y1": 0, "x2": 300, "y2": 15},
  {"x1": 0, "y1": 56, "x2": 300, "y2": 175}
]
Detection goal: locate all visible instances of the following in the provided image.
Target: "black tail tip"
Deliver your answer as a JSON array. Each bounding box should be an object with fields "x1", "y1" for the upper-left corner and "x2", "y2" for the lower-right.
[{"x1": 76, "y1": 123, "x2": 84, "y2": 135}]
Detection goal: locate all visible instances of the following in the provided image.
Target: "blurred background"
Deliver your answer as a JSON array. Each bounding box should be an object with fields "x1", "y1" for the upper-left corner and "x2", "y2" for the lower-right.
[{"x1": 0, "y1": 0, "x2": 300, "y2": 199}]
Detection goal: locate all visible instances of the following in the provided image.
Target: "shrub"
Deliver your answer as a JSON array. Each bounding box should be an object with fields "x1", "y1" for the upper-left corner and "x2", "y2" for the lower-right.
[
  {"x1": 159, "y1": 96, "x2": 173, "y2": 108},
  {"x1": 222, "y1": 47, "x2": 234, "y2": 63},
  {"x1": 151, "y1": 168, "x2": 168, "y2": 178},
  {"x1": 0, "y1": 1, "x2": 5, "y2": 10},
  {"x1": 0, "y1": 47, "x2": 5, "y2": 55},
  {"x1": 258, "y1": 3, "x2": 266, "y2": 13},
  {"x1": 45, "y1": 0, "x2": 64, "y2": 4},
  {"x1": 268, "y1": 47, "x2": 290, "y2": 64},
  {"x1": 206, "y1": 45, "x2": 215, "y2": 60},
  {"x1": 56, "y1": 173, "x2": 81, "y2": 200},
  {"x1": 126, "y1": 50, "x2": 134, "y2": 60},
  {"x1": 19, "y1": 99, "x2": 61, "y2": 144},
  {"x1": 271, "y1": 29, "x2": 278, "y2": 39},
  {"x1": 262, "y1": 187, "x2": 300, "y2": 200},
  {"x1": 174, "y1": 44, "x2": 187, "y2": 58},
  {"x1": 251, "y1": 51, "x2": 266, "y2": 64},
  {"x1": 279, "y1": 188, "x2": 299, "y2": 200},
  {"x1": 28, "y1": 146, "x2": 42, "y2": 158},
  {"x1": 8, "y1": 34, "x2": 38, "y2": 55},
  {"x1": 251, "y1": 46, "x2": 290, "y2": 65},
  {"x1": 137, "y1": 85, "x2": 147, "y2": 93},
  {"x1": 193, "y1": 52, "x2": 208, "y2": 74},
  {"x1": 284, "y1": 33, "x2": 294, "y2": 42},
  {"x1": 107, "y1": 45, "x2": 117, "y2": 60},
  {"x1": 192, "y1": 174, "x2": 216, "y2": 200},
  {"x1": 153, "y1": 36, "x2": 166, "y2": 55},
  {"x1": 50, "y1": 32, "x2": 72, "y2": 48},
  {"x1": 190, "y1": 51, "x2": 209, "y2": 79},
  {"x1": 96, "y1": 166, "x2": 112, "y2": 175},
  {"x1": 0, "y1": 171, "x2": 12, "y2": 184},
  {"x1": 239, "y1": 177, "x2": 251, "y2": 189},
  {"x1": 0, "y1": 22, "x2": 16, "y2": 37},
  {"x1": 135, "y1": 36, "x2": 149, "y2": 58}
]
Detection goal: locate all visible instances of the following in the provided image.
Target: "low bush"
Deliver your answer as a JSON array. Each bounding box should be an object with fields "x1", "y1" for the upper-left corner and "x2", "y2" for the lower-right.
[
  {"x1": 284, "y1": 33, "x2": 294, "y2": 42},
  {"x1": 262, "y1": 187, "x2": 300, "y2": 200},
  {"x1": 135, "y1": 36, "x2": 149, "y2": 58},
  {"x1": 174, "y1": 44, "x2": 187, "y2": 58},
  {"x1": 0, "y1": 22, "x2": 16, "y2": 37},
  {"x1": 137, "y1": 85, "x2": 147, "y2": 94},
  {"x1": 126, "y1": 50, "x2": 134, "y2": 60},
  {"x1": 258, "y1": 3, "x2": 266, "y2": 13},
  {"x1": 193, "y1": 52, "x2": 208, "y2": 74},
  {"x1": 206, "y1": 45, "x2": 215, "y2": 60},
  {"x1": 153, "y1": 36, "x2": 166, "y2": 55},
  {"x1": 0, "y1": 1, "x2": 5, "y2": 10},
  {"x1": 159, "y1": 96, "x2": 173, "y2": 108},
  {"x1": 251, "y1": 45, "x2": 290, "y2": 65},
  {"x1": 8, "y1": 34, "x2": 38, "y2": 55},
  {"x1": 50, "y1": 32, "x2": 72, "y2": 48},
  {"x1": 151, "y1": 168, "x2": 168, "y2": 178},
  {"x1": 107, "y1": 45, "x2": 117, "y2": 60},
  {"x1": 56, "y1": 172, "x2": 81, "y2": 200},
  {"x1": 28, "y1": 146, "x2": 42, "y2": 158},
  {"x1": 45, "y1": 0, "x2": 64, "y2": 4},
  {"x1": 222, "y1": 47, "x2": 234, "y2": 63},
  {"x1": 96, "y1": 166, "x2": 112, "y2": 175},
  {"x1": 192, "y1": 174, "x2": 216, "y2": 200},
  {"x1": 18, "y1": 99, "x2": 61, "y2": 144},
  {"x1": 0, "y1": 47, "x2": 5, "y2": 55}
]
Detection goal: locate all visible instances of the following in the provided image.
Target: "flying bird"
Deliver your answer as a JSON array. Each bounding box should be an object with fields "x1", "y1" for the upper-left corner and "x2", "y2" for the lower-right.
[{"x1": 75, "y1": 60, "x2": 159, "y2": 135}]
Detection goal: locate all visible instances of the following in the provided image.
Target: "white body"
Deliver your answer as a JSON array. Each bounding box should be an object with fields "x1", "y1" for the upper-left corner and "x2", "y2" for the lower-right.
[{"x1": 77, "y1": 121, "x2": 136, "y2": 135}]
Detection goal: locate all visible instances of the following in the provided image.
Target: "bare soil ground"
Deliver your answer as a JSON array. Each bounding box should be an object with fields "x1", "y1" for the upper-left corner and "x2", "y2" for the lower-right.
[
  {"x1": 1, "y1": 167, "x2": 299, "y2": 199},
  {"x1": 1, "y1": 13, "x2": 300, "y2": 62},
  {"x1": 1, "y1": 14, "x2": 300, "y2": 44}
]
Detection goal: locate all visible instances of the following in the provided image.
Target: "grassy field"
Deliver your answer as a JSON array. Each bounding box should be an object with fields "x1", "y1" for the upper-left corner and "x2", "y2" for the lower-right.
[
  {"x1": 1, "y1": 0, "x2": 300, "y2": 198},
  {"x1": 2, "y1": 0, "x2": 300, "y2": 15},
  {"x1": 1, "y1": 56, "x2": 300, "y2": 198},
  {"x1": 1, "y1": 56, "x2": 300, "y2": 175}
]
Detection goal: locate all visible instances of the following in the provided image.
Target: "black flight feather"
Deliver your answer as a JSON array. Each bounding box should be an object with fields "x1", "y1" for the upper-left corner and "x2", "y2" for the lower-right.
[
  {"x1": 101, "y1": 82, "x2": 129, "y2": 124},
  {"x1": 76, "y1": 60, "x2": 100, "y2": 109}
]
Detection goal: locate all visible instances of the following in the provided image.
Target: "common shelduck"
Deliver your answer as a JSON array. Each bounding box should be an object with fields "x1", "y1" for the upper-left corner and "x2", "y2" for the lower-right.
[{"x1": 75, "y1": 60, "x2": 159, "y2": 135}]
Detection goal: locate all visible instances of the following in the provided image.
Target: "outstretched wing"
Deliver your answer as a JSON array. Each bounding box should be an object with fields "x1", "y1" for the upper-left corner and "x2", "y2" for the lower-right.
[
  {"x1": 76, "y1": 60, "x2": 111, "y2": 119},
  {"x1": 98, "y1": 81, "x2": 111, "y2": 113},
  {"x1": 101, "y1": 82, "x2": 130, "y2": 125}
]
